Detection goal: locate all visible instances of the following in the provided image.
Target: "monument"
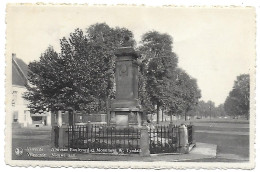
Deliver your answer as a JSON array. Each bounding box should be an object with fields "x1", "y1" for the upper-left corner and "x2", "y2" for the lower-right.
[{"x1": 108, "y1": 39, "x2": 143, "y2": 128}]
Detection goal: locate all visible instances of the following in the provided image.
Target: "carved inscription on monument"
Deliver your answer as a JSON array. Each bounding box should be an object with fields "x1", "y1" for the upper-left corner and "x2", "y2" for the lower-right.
[
  {"x1": 116, "y1": 61, "x2": 133, "y2": 100},
  {"x1": 119, "y1": 64, "x2": 128, "y2": 76}
]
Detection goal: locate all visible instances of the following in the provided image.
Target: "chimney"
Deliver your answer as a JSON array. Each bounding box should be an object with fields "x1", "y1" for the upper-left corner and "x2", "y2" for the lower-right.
[{"x1": 12, "y1": 53, "x2": 16, "y2": 59}]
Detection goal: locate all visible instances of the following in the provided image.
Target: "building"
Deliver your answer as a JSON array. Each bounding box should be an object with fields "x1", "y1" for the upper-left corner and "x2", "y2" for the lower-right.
[{"x1": 12, "y1": 54, "x2": 51, "y2": 127}]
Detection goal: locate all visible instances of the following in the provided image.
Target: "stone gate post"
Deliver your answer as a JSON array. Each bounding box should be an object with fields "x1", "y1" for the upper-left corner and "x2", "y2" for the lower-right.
[
  {"x1": 179, "y1": 124, "x2": 189, "y2": 154},
  {"x1": 140, "y1": 125, "x2": 150, "y2": 156},
  {"x1": 57, "y1": 110, "x2": 63, "y2": 127},
  {"x1": 58, "y1": 125, "x2": 68, "y2": 148},
  {"x1": 51, "y1": 125, "x2": 58, "y2": 147}
]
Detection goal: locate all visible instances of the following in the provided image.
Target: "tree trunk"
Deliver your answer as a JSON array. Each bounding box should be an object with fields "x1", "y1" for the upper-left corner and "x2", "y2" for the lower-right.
[
  {"x1": 184, "y1": 111, "x2": 187, "y2": 121},
  {"x1": 106, "y1": 98, "x2": 110, "y2": 124},
  {"x1": 162, "y1": 109, "x2": 164, "y2": 122},
  {"x1": 157, "y1": 103, "x2": 160, "y2": 124},
  {"x1": 98, "y1": 100, "x2": 100, "y2": 113},
  {"x1": 68, "y1": 110, "x2": 74, "y2": 126},
  {"x1": 170, "y1": 111, "x2": 173, "y2": 123}
]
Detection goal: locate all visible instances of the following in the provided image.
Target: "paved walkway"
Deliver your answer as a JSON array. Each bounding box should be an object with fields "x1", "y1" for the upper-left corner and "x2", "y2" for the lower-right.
[
  {"x1": 194, "y1": 123, "x2": 249, "y2": 128},
  {"x1": 195, "y1": 130, "x2": 249, "y2": 136},
  {"x1": 217, "y1": 153, "x2": 249, "y2": 161}
]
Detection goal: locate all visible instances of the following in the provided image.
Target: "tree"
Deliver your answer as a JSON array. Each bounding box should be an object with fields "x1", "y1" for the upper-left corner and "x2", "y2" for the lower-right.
[
  {"x1": 138, "y1": 31, "x2": 201, "y2": 123},
  {"x1": 195, "y1": 100, "x2": 215, "y2": 119},
  {"x1": 24, "y1": 23, "x2": 135, "y2": 114},
  {"x1": 224, "y1": 74, "x2": 250, "y2": 119},
  {"x1": 173, "y1": 68, "x2": 201, "y2": 120},
  {"x1": 86, "y1": 23, "x2": 135, "y2": 111},
  {"x1": 24, "y1": 44, "x2": 94, "y2": 113},
  {"x1": 163, "y1": 68, "x2": 185, "y2": 121},
  {"x1": 193, "y1": 100, "x2": 226, "y2": 119},
  {"x1": 138, "y1": 31, "x2": 178, "y2": 124},
  {"x1": 138, "y1": 61, "x2": 155, "y2": 116},
  {"x1": 216, "y1": 104, "x2": 227, "y2": 118}
]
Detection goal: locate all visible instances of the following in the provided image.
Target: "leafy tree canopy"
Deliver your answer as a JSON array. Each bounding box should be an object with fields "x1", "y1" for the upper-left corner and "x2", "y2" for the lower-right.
[
  {"x1": 24, "y1": 23, "x2": 134, "y2": 113},
  {"x1": 24, "y1": 24, "x2": 202, "y2": 122},
  {"x1": 138, "y1": 31, "x2": 201, "y2": 121},
  {"x1": 224, "y1": 74, "x2": 250, "y2": 119},
  {"x1": 139, "y1": 31, "x2": 178, "y2": 107}
]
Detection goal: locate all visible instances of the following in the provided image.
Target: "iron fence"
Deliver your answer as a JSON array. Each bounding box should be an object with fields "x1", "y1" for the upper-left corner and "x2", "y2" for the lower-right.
[
  {"x1": 148, "y1": 125, "x2": 179, "y2": 154},
  {"x1": 148, "y1": 124, "x2": 194, "y2": 154},
  {"x1": 66, "y1": 125, "x2": 140, "y2": 154},
  {"x1": 65, "y1": 124, "x2": 194, "y2": 154},
  {"x1": 187, "y1": 125, "x2": 193, "y2": 145}
]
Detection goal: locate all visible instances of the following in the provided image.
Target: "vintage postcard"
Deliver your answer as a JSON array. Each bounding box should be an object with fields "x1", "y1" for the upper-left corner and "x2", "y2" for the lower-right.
[{"x1": 5, "y1": 4, "x2": 256, "y2": 169}]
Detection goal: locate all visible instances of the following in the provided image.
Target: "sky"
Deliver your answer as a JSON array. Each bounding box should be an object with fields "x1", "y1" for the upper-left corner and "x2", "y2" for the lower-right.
[{"x1": 6, "y1": 5, "x2": 255, "y2": 106}]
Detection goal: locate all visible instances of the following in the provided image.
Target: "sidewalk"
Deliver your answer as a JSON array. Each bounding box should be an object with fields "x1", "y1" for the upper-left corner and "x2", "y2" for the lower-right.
[
  {"x1": 195, "y1": 130, "x2": 249, "y2": 136},
  {"x1": 24, "y1": 142, "x2": 217, "y2": 162}
]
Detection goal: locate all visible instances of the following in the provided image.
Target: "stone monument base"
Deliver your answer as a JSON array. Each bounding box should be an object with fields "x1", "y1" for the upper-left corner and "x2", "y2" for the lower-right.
[{"x1": 109, "y1": 108, "x2": 142, "y2": 128}]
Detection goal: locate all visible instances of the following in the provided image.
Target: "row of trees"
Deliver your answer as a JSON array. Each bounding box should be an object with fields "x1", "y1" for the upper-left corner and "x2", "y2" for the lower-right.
[
  {"x1": 188, "y1": 74, "x2": 250, "y2": 120},
  {"x1": 191, "y1": 74, "x2": 250, "y2": 120},
  {"x1": 189, "y1": 100, "x2": 226, "y2": 119},
  {"x1": 138, "y1": 31, "x2": 201, "y2": 122},
  {"x1": 24, "y1": 23, "x2": 201, "y2": 123},
  {"x1": 224, "y1": 74, "x2": 250, "y2": 119}
]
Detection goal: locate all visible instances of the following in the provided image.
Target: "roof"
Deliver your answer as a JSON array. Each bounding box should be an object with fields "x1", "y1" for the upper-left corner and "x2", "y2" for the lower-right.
[{"x1": 12, "y1": 54, "x2": 28, "y2": 86}]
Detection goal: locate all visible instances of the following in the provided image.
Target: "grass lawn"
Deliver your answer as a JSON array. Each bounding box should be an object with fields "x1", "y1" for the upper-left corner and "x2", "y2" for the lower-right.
[
  {"x1": 193, "y1": 119, "x2": 249, "y2": 160},
  {"x1": 12, "y1": 127, "x2": 51, "y2": 160}
]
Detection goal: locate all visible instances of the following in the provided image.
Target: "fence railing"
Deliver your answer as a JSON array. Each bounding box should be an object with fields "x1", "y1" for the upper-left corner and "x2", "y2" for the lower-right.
[
  {"x1": 148, "y1": 125, "x2": 178, "y2": 154},
  {"x1": 59, "y1": 124, "x2": 194, "y2": 155},
  {"x1": 187, "y1": 125, "x2": 193, "y2": 145},
  {"x1": 148, "y1": 124, "x2": 193, "y2": 154},
  {"x1": 66, "y1": 125, "x2": 141, "y2": 154}
]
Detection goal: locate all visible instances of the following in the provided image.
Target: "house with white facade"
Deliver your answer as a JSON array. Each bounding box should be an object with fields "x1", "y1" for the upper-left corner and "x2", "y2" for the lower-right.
[{"x1": 12, "y1": 54, "x2": 51, "y2": 127}]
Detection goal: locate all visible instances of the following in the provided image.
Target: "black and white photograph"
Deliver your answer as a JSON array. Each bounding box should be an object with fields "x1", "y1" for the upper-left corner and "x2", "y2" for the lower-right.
[{"x1": 4, "y1": 4, "x2": 256, "y2": 169}]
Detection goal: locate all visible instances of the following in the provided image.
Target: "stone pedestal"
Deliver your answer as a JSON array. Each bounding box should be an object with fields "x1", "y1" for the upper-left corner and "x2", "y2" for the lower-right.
[
  {"x1": 57, "y1": 110, "x2": 63, "y2": 127},
  {"x1": 109, "y1": 108, "x2": 142, "y2": 127},
  {"x1": 58, "y1": 125, "x2": 68, "y2": 148},
  {"x1": 109, "y1": 47, "x2": 143, "y2": 128},
  {"x1": 140, "y1": 126, "x2": 150, "y2": 156},
  {"x1": 178, "y1": 125, "x2": 189, "y2": 154}
]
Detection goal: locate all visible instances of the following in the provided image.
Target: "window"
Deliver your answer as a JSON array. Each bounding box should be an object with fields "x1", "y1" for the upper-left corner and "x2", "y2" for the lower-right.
[
  {"x1": 13, "y1": 111, "x2": 18, "y2": 122},
  {"x1": 32, "y1": 116, "x2": 42, "y2": 121},
  {"x1": 24, "y1": 110, "x2": 27, "y2": 120},
  {"x1": 12, "y1": 91, "x2": 18, "y2": 107}
]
